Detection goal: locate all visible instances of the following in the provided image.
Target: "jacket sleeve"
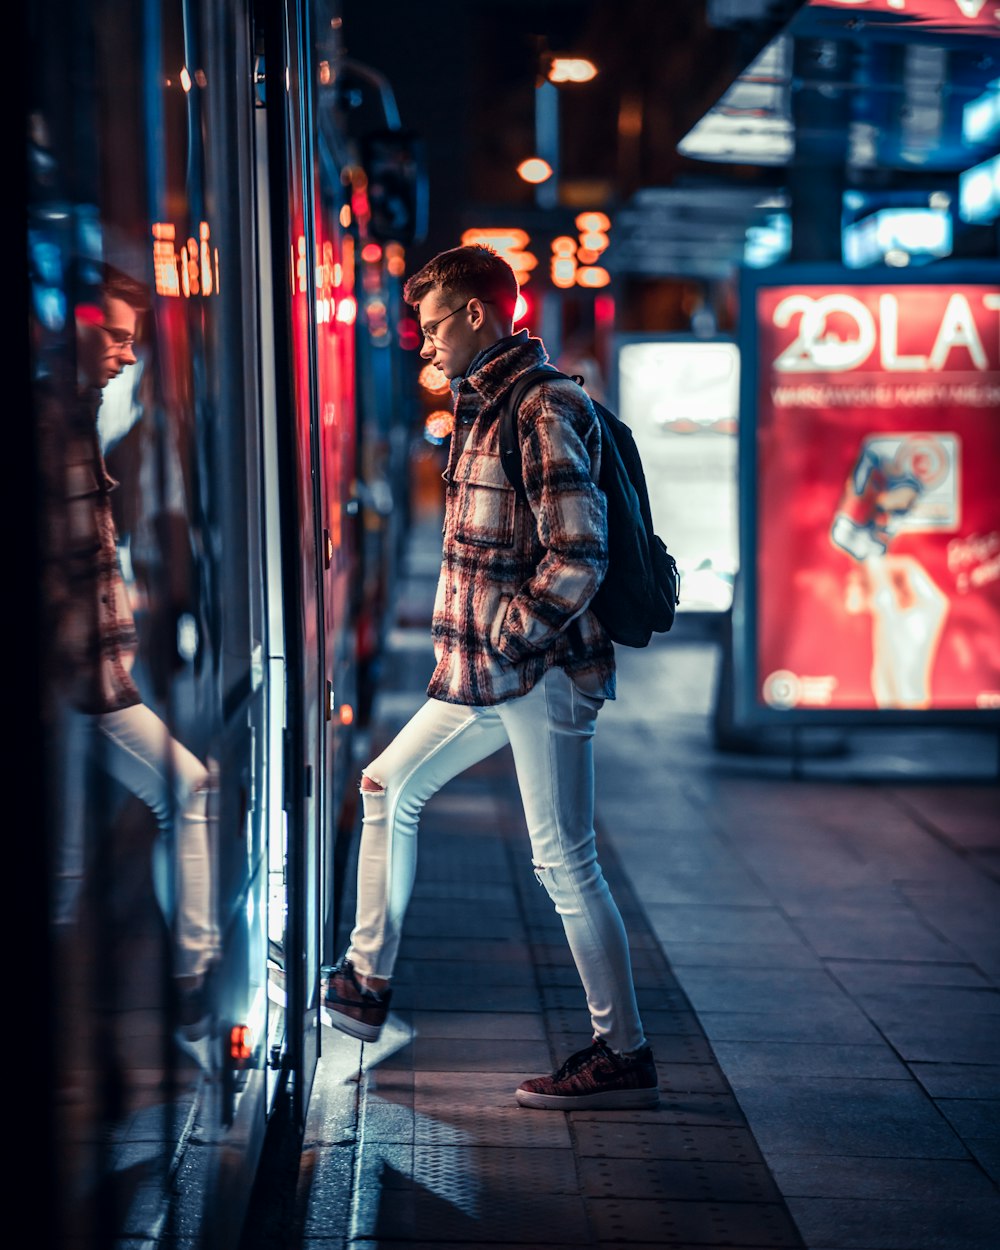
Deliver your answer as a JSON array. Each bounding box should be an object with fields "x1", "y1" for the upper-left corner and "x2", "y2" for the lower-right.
[{"x1": 496, "y1": 381, "x2": 607, "y2": 662}]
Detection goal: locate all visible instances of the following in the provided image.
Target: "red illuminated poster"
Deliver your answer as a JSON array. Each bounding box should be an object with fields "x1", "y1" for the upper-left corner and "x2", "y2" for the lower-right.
[
  {"x1": 812, "y1": 0, "x2": 1000, "y2": 37},
  {"x1": 755, "y1": 282, "x2": 1000, "y2": 713}
]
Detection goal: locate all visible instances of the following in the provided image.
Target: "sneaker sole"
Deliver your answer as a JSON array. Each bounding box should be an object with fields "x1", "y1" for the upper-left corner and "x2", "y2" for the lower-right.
[
  {"x1": 320, "y1": 1003, "x2": 383, "y2": 1042},
  {"x1": 516, "y1": 1085, "x2": 660, "y2": 1111},
  {"x1": 174, "y1": 1028, "x2": 216, "y2": 1075}
]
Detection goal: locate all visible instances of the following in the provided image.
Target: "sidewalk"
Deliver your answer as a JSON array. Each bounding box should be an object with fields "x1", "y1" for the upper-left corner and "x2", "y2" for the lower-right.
[
  {"x1": 291, "y1": 520, "x2": 999, "y2": 1250},
  {"x1": 597, "y1": 641, "x2": 999, "y2": 1250}
]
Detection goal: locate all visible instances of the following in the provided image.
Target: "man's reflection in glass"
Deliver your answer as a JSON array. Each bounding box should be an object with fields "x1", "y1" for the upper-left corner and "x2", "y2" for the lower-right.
[{"x1": 46, "y1": 266, "x2": 219, "y2": 1064}]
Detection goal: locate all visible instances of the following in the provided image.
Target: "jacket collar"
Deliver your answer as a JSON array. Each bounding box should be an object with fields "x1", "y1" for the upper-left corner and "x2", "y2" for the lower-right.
[{"x1": 451, "y1": 330, "x2": 549, "y2": 424}]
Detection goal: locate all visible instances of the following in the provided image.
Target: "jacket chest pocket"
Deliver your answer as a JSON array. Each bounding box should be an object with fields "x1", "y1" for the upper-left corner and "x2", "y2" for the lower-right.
[{"x1": 453, "y1": 453, "x2": 516, "y2": 548}]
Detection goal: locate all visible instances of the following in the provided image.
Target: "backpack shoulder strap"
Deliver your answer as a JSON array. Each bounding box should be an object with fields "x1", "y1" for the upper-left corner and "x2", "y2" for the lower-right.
[{"x1": 498, "y1": 366, "x2": 574, "y2": 498}]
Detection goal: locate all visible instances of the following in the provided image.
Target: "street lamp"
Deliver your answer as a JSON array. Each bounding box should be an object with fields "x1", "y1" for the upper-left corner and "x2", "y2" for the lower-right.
[
  {"x1": 547, "y1": 57, "x2": 598, "y2": 84},
  {"x1": 517, "y1": 157, "x2": 553, "y2": 185}
]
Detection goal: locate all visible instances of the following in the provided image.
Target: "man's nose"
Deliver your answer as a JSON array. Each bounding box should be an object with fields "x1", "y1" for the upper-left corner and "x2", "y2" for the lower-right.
[
  {"x1": 121, "y1": 344, "x2": 138, "y2": 366},
  {"x1": 419, "y1": 338, "x2": 434, "y2": 360}
]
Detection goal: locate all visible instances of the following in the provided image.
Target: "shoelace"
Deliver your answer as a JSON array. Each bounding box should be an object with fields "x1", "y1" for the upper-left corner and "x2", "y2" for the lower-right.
[{"x1": 553, "y1": 1039, "x2": 618, "y2": 1081}]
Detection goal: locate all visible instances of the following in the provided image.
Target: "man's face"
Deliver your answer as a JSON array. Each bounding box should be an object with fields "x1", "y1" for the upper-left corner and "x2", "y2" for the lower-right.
[
  {"x1": 77, "y1": 295, "x2": 139, "y2": 392},
  {"x1": 416, "y1": 290, "x2": 479, "y2": 381}
]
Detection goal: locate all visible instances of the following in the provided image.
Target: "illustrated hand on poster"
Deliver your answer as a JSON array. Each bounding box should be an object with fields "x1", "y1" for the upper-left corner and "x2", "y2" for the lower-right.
[
  {"x1": 855, "y1": 556, "x2": 950, "y2": 709},
  {"x1": 833, "y1": 434, "x2": 955, "y2": 708}
]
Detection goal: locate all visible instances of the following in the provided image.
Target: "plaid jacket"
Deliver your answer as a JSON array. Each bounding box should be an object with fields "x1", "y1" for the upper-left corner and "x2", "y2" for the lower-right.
[
  {"x1": 39, "y1": 385, "x2": 141, "y2": 715},
  {"x1": 427, "y1": 332, "x2": 616, "y2": 706}
]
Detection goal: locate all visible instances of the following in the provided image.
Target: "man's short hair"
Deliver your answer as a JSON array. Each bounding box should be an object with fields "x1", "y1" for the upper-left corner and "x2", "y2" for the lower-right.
[
  {"x1": 403, "y1": 245, "x2": 518, "y2": 324},
  {"x1": 102, "y1": 264, "x2": 150, "y2": 313}
]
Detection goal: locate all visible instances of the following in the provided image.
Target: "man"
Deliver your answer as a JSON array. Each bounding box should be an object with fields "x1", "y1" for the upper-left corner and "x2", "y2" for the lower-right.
[
  {"x1": 43, "y1": 266, "x2": 219, "y2": 1060},
  {"x1": 324, "y1": 245, "x2": 657, "y2": 1110}
]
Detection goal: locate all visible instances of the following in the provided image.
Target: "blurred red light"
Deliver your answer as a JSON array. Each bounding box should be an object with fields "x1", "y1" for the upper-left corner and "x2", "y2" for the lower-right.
[
  {"x1": 399, "y1": 318, "x2": 422, "y2": 351},
  {"x1": 230, "y1": 1024, "x2": 252, "y2": 1062}
]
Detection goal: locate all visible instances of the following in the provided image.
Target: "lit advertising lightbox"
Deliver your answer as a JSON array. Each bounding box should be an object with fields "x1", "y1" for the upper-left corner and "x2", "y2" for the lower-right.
[
  {"x1": 616, "y1": 337, "x2": 739, "y2": 611},
  {"x1": 737, "y1": 266, "x2": 1000, "y2": 723}
]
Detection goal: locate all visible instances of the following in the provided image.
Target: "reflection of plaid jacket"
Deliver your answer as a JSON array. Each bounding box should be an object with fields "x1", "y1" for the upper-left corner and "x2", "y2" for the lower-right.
[
  {"x1": 39, "y1": 386, "x2": 141, "y2": 714},
  {"x1": 427, "y1": 332, "x2": 615, "y2": 706}
]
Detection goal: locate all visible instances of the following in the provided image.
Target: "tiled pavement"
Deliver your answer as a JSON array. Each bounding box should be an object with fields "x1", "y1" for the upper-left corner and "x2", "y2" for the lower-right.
[{"x1": 290, "y1": 522, "x2": 999, "y2": 1250}]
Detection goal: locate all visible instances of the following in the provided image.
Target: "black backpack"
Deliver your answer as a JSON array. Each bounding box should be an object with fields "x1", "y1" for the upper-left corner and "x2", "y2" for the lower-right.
[{"x1": 498, "y1": 367, "x2": 680, "y2": 647}]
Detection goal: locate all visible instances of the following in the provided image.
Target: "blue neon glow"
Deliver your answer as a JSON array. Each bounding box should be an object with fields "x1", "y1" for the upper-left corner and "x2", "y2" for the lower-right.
[
  {"x1": 959, "y1": 153, "x2": 1000, "y2": 225},
  {"x1": 962, "y1": 80, "x2": 1000, "y2": 148},
  {"x1": 843, "y1": 208, "x2": 952, "y2": 268}
]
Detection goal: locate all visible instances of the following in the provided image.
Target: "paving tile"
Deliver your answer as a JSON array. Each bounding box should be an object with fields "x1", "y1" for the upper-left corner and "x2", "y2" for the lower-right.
[
  {"x1": 350, "y1": 1187, "x2": 591, "y2": 1244},
  {"x1": 788, "y1": 912, "x2": 964, "y2": 963},
  {"x1": 570, "y1": 1093, "x2": 747, "y2": 1129},
  {"x1": 656, "y1": 1063, "x2": 733, "y2": 1095},
  {"x1": 893, "y1": 786, "x2": 1000, "y2": 849},
  {"x1": 541, "y1": 984, "x2": 691, "y2": 1013},
  {"x1": 543, "y1": 1006, "x2": 704, "y2": 1038},
  {"x1": 608, "y1": 862, "x2": 773, "y2": 909},
  {"x1": 355, "y1": 1140, "x2": 412, "y2": 1189},
  {"x1": 934, "y1": 1097, "x2": 1000, "y2": 1140},
  {"x1": 666, "y1": 941, "x2": 821, "y2": 970},
  {"x1": 410, "y1": 881, "x2": 516, "y2": 904},
  {"x1": 875, "y1": 1020, "x2": 999, "y2": 1066},
  {"x1": 409, "y1": 1037, "x2": 551, "y2": 1073},
  {"x1": 394, "y1": 944, "x2": 529, "y2": 972},
  {"x1": 587, "y1": 1196, "x2": 803, "y2": 1246},
  {"x1": 298, "y1": 1144, "x2": 357, "y2": 1226},
  {"x1": 535, "y1": 962, "x2": 603, "y2": 987},
  {"x1": 710, "y1": 1042, "x2": 908, "y2": 1080},
  {"x1": 766, "y1": 1153, "x2": 999, "y2": 1200},
  {"x1": 390, "y1": 983, "x2": 540, "y2": 1013},
  {"x1": 578, "y1": 1155, "x2": 782, "y2": 1203},
  {"x1": 411, "y1": 1143, "x2": 579, "y2": 1194},
  {"x1": 540, "y1": 1032, "x2": 714, "y2": 1064},
  {"x1": 774, "y1": 886, "x2": 930, "y2": 918},
  {"x1": 358, "y1": 1094, "x2": 418, "y2": 1145},
  {"x1": 698, "y1": 1006, "x2": 881, "y2": 1045},
  {"x1": 785, "y1": 1195, "x2": 1000, "y2": 1250},
  {"x1": 411, "y1": 1072, "x2": 572, "y2": 1148},
  {"x1": 672, "y1": 967, "x2": 848, "y2": 1014},
  {"x1": 971, "y1": 849, "x2": 1000, "y2": 884},
  {"x1": 825, "y1": 960, "x2": 993, "y2": 992},
  {"x1": 725, "y1": 1076, "x2": 968, "y2": 1159},
  {"x1": 405, "y1": 895, "x2": 521, "y2": 921},
  {"x1": 854, "y1": 984, "x2": 1000, "y2": 1019},
  {"x1": 119, "y1": 1183, "x2": 170, "y2": 1238},
  {"x1": 909, "y1": 1062, "x2": 1000, "y2": 1099},
  {"x1": 644, "y1": 904, "x2": 805, "y2": 946},
  {"x1": 409, "y1": 1011, "x2": 545, "y2": 1041},
  {"x1": 572, "y1": 1120, "x2": 764, "y2": 1164},
  {"x1": 967, "y1": 1136, "x2": 1000, "y2": 1185}
]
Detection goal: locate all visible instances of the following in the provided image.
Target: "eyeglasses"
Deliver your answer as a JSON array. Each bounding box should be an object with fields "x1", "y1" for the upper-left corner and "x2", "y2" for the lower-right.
[
  {"x1": 420, "y1": 299, "x2": 492, "y2": 344},
  {"x1": 99, "y1": 324, "x2": 136, "y2": 351}
]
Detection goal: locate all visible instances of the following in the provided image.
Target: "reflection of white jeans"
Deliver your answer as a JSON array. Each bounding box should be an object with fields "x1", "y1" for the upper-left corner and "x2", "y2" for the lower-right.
[
  {"x1": 349, "y1": 667, "x2": 646, "y2": 1053},
  {"x1": 95, "y1": 704, "x2": 219, "y2": 980}
]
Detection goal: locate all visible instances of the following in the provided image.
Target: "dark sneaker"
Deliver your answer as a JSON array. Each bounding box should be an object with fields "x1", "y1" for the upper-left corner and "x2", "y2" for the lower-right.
[
  {"x1": 174, "y1": 974, "x2": 216, "y2": 1074},
  {"x1": 320, "y1": 958, "x2": 392, "y2": 1042},
  {"x1": 516, "y1": 1037, "x2": 659, "y2": 1110}
]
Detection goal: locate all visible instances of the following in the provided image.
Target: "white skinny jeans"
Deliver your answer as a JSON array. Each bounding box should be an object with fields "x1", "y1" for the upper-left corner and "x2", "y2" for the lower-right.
[
  {"x1": 95, "y1": 703, "x2": 219, "y2": 981},
  {"x1": 348, "y1": 666, "x2": 645, "y2": 1053}
]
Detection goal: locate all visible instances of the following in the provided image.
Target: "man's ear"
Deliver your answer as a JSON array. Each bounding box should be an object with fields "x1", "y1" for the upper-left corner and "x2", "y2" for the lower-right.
[{"x1": 467, "y1": 297, "x2": 488, "y2": 330}]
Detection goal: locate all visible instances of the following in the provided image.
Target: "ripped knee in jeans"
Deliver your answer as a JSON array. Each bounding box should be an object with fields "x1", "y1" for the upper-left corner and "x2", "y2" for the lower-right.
[
  {"x1": 360, "y1": 770, "x2": 385, "y2": 794},
  {"x1": 532, "y1": 860, "x2": 559, "y2": 892}
]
